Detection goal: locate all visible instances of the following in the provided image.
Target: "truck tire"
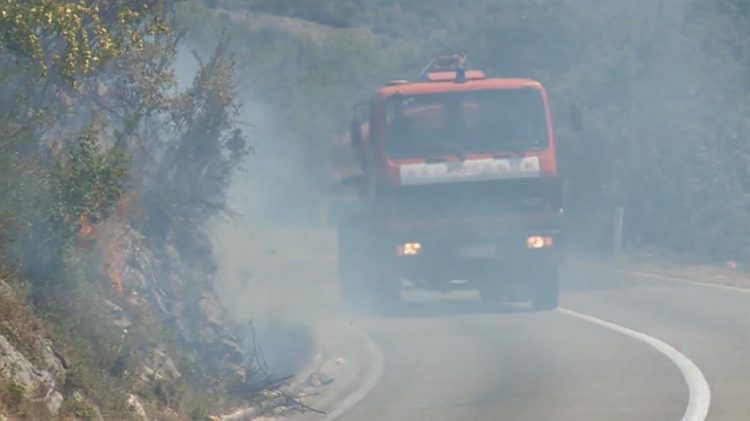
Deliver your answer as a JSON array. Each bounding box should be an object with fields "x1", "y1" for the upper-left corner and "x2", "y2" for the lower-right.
[{"x1": 530, "y1": 265, "x2": 559, "y2": 311}]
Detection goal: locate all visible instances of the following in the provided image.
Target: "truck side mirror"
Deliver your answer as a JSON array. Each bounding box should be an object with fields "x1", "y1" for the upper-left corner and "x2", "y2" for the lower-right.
[
  {"x1": 350, "y1": 120, "x2": 362, "y2": 148},
  {"x1": 569, "y1": 103, "x2": 583, "y2": 132}
]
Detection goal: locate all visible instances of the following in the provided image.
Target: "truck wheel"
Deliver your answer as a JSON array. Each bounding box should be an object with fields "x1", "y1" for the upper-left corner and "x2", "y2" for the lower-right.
[{"x1": 530, "y1": 266, "x2": 559, "y2": 311}]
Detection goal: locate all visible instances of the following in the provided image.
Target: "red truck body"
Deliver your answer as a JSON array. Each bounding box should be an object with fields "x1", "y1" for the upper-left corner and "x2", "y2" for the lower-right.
[{"x1": 336, "y1": 55, "x2": 564, "y2": 312}]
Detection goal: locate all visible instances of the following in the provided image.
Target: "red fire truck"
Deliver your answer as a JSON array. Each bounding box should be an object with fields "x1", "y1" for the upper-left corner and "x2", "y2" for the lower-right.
[{"x1": 335, "y1": 54, "x2": 568, "y2": 313}]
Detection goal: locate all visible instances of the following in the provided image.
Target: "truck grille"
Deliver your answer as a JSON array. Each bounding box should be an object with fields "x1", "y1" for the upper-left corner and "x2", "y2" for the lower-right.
[{"x1": 393, "y1": 178, "x2": 546, "y2": 220}]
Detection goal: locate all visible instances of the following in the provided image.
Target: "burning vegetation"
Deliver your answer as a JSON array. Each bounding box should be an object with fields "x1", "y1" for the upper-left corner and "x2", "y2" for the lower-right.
[{"x1": 0, "y1": 1, "x2": 264, "y2": 419}]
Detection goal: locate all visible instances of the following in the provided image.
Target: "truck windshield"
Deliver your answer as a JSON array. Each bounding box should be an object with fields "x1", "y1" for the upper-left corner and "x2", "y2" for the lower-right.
[{"x1": 384, "y1": 88, "x2": 548, "y2": 158}]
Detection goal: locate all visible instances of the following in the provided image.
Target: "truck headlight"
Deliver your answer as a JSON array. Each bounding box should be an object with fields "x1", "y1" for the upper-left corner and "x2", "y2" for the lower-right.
[
  {"x1": 397, "y1": 242, "x2": 422, "y2": 256},
  {"x1": 527, "y1": 236, "x2": 553, "y2": 249}
]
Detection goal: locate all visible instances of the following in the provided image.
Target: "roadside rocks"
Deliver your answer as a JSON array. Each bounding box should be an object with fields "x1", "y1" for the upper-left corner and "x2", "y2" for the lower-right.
[{"x1": 304, "y1": 371, "x2": 334, "y2": 388}]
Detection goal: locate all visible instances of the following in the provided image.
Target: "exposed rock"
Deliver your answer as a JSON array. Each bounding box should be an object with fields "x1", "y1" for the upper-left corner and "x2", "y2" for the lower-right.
[
  {"x1": 198, "y1": 326, "x2": 219, "y2": 344},
  {"x1": 45, "y1": 390, "x2": 64, "y2": 415},
  {"x1": 0, "y1": 334, "x2": 62, "y2": 415},
  {"x1": 141, "y1": 349, "x2": 181, "y2": 382},
  {"x1": 150, "y1": 287, "x2": 172, "y2": 317},
  {"x1": 0, "y1": 279, "x2": 14, "y2": 298},
  {"x1": 127, "y1": 394, "x2": 148, "y2": 421},
  {"x1": 199, "y1": 293, "x2": 225, "y2": 328},
  {"x1": 35, "y1": 337, "x2": 67, "y2": 376},
  {"x1": 220, "y1": 337, "x2": 243, "y2": 364},
  {"x1": 174, "y1": 318, "x2": 195, "y2": 345},
  {"x1": 111, "y1": 223, "x2": 273, "y2": 415},
  {"x1": 305, "y1": 371, "x2": 333, "y2": 388},
  {"x1": 71, "y1": 390, "x2": 104, "y2": 421},
  {"x1": 123, "y1": 264, "x2": 148, "y2": 290},
  {"x1": 102, "y1": 299, "x2": 132, "y2": 328}
]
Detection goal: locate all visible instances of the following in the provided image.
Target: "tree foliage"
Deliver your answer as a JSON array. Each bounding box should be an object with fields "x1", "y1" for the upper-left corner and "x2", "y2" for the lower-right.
[
  {"x1": 0, "y1": 0, "x2": 169, "y2": 78},
  {"x1": 154, "y1": 37, "x2": 250, "y2": 225},
  {"x1": 1, "y1": 0, "x2": 249, "y2": 268},
  {"x1": 48, "y1": 122, "x2": 129, "y2": 246},
  {"x1": 0, "y1": 0, "x2": 251, "y2": 414}
]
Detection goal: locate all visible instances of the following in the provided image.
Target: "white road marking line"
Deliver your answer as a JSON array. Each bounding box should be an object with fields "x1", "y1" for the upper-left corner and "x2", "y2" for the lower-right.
[
  {"x1": 323, "y1": 325, "x2": 385, "y2": 420},
  {"x1": 558, "y1": 307, "x2": 711, "y2": 421},
  {"x1": 570, "y1": 262, "x2": 750, "y2": 293},
  {"x1": 610, "y1": 268, "x2": 750, "y2": 293}
]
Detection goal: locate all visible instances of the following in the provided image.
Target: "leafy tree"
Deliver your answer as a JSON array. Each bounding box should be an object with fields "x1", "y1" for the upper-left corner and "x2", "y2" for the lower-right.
[
  {"x1": 144, "y1": 35, "x2": 251, "y2": 238},
  {"x1": 48, "y1": 122, "x2": 129, "y2": 249},
  {"x1": 0, "y1": 0, "x2": 252, "y2": 412},
  {"x1": 0, "y1": 0, "x2": 169, "y2": 78}
]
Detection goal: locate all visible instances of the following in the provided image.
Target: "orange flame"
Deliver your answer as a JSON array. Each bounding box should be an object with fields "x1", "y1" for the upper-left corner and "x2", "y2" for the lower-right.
[
  {"x1": 75, "y1": 211, "x2": 97, "y2": 251},
  {"x1": 103, "y1": 192, "x2": 136, "y2": 297},
  {"x1": 79, "y1": 211, "x2": 95, "y2": 238},
  {"x1": 76, "y1": 192, "x2": 137, "y2": 297},
  {"x1": 106, "y1": 252, "x2": 124, "y2": 296}
]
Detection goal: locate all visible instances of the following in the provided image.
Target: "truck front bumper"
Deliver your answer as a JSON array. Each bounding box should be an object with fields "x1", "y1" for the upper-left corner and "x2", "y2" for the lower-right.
[{"x1": 388, "y1": 228, "x2": 564, "y2": 284}]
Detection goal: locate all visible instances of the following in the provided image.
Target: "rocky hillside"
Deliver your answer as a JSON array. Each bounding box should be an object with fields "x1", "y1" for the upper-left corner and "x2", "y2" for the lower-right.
[{"x1": 0, "y1": 2, "x2": 285, "y2": 419}]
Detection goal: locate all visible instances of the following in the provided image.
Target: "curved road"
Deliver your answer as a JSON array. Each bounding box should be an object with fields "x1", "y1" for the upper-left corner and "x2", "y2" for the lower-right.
[{"x1": 331, "y1": 265, "x2": 750, "y2": 421}]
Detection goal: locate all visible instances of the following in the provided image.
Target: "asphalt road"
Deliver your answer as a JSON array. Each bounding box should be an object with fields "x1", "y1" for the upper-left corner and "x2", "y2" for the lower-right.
[{"x1": 332, "y1": 264, "x2": 750, "y2": 421}]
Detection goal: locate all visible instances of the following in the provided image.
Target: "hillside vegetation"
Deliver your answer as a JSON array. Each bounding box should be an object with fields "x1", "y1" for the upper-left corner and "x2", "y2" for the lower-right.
[
  {"x1": 185, "y1": 0, "x2": 750, "y2": 262},
  {"x1": 0, "y1": 0, "x2": 749, "y2": 418},
  {"x1": 0, "y1": 1, "x2": 263, "y2": 419}
]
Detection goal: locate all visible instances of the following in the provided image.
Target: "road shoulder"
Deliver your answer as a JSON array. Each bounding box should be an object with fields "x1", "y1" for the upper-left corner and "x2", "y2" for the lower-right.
[
  {"x1": 567, "y1": 253, "x2": 750, "y2": 291},
  {"x1": 282, "y1": 318, "x2": 384, "y2": 421}
]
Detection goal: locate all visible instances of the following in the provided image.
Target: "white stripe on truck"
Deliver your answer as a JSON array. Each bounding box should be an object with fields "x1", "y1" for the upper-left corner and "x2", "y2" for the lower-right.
[{"x1": 399, "y1": 156, "x2": 541, "y2": 186}]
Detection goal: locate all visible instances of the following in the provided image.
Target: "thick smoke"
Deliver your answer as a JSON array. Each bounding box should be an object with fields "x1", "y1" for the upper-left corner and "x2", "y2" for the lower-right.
[
  {"x1": 174, "y1": 41, "x2": 336, "y2": 376},
  {"x1": 177, "y1": 0, "x2": 750, "y2": 374}
]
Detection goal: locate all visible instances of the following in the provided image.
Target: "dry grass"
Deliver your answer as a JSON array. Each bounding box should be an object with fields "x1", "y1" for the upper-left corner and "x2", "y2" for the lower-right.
[
  {"x1": 0, "y1": 380, "x2": 54, "y2": 421},
  {"x1": 0, "y1": 265, "x2": 224, "y2": 420},
  {"x1": 0, "y1": 274, "x2": 50, "y2": 372}
]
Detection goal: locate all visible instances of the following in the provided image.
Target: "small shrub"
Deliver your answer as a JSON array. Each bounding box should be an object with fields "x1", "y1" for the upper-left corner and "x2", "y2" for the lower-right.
[
  {"x1": 1, "y1": 382, "x2": 26, "y2": 412},
  {"x1": 62, "y1": 396, "x2": 98, "y2": 420}
]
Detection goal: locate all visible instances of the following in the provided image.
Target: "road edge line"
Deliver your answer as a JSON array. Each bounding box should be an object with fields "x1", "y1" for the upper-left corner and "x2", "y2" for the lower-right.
[
  {"x1": 558, "y1": 307, "x2": 711, "y2": 421},
  {"x1": 570, "y1": 262, "x2": 750, "y2": 293},
  {"x1": 321, "y1": 322, "x2": 385, "y2": 420}
]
